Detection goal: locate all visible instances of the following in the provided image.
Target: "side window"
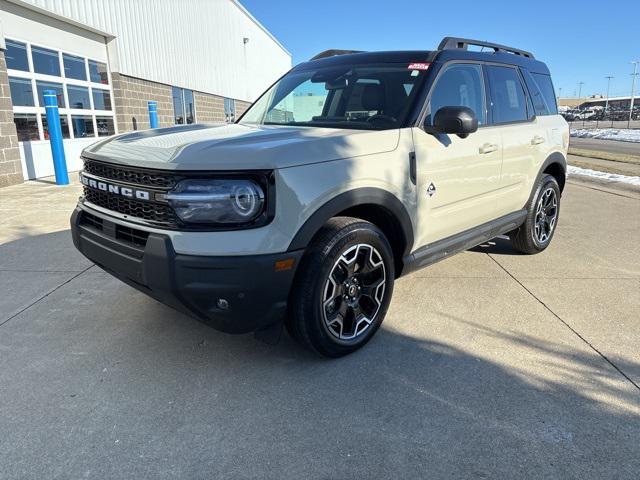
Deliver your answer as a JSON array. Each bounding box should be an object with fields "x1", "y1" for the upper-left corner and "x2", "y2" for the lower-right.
[
  {"x1": 531, "y1": 72, "x2": 558, "y2": 115},
  {"x1": 486, "y1": 65, "x2": 528, "y2": 124},
  {"x1": 428, "y1": 63, "x2": 486, "y2": 125}
]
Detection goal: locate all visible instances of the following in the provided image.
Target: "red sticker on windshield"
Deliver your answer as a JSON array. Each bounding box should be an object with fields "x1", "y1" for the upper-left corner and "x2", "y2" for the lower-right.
[{"x1": 408, "y1": 63, "x2": 430, "y2": 70}]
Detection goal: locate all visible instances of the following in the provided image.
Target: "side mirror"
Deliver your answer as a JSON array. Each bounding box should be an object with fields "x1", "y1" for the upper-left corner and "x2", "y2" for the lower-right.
[{"x1": 430, "y1": 106, "x2": 479, "y2": 138}]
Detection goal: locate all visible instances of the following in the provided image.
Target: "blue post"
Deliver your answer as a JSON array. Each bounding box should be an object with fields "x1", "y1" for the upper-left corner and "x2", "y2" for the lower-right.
[
  {"x1": 148, "y1": 101, "x2": 159, "y2": 128},
  {"x1": 43, "y1": 89, "x2": 69, "y2": 185}
]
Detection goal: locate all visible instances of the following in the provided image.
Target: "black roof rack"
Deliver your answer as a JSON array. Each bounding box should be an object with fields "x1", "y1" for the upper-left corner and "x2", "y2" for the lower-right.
[
  {"x1": 438, "y1": 37, "x2": 534, "y2": 59},
  {"x1": 310, "y1": 49, "x2": 365, "y2": 61}
]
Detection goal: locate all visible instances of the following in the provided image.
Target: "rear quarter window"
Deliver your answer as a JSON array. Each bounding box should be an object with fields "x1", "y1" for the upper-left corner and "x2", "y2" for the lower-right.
[{"x1": 526, "y1": 72, "x2": 558, "y2": 116}]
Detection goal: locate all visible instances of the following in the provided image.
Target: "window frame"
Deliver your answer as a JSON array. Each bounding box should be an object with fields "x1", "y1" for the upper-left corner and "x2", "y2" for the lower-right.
[
  {"x1": 417, "y1": 59, "x2": 537, "y2": 130},
  {"x1": 423, "y1": 61, "x2": 488, "y2": 128},
  {"x1": 172, "y1": 87, "x2": 197, "y2": 125},
  {"x1": 483, "y1": 63, "x2": 534, "y2": 126},
  {"x1": 5, "y1": 36, "x2": 117, "y2": 142}
]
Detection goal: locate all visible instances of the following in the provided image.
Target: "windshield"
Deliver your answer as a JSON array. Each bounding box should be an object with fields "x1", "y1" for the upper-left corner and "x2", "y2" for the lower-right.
[{"x1": 239, "y1": 63, "x2": 428, "y2": 130}]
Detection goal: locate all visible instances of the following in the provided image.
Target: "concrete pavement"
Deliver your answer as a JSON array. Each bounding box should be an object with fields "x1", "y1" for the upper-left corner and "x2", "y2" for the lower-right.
[{"x1": 0, "y1": 177, "x2": 639, "y2": 479}]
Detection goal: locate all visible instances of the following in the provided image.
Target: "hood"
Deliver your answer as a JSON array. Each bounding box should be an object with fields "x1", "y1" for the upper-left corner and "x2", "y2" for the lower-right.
[{"x1": 82, "y1": 123, "x2": 400, "y2": 171}]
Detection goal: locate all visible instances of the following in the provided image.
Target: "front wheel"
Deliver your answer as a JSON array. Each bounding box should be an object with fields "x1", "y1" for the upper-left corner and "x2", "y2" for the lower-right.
[
  {"x1": 510, "y1": 174, "x2": 561, "y2": 254},
  {"x1": 287, "y1": 217, "x2": 395, "y2": 357}
]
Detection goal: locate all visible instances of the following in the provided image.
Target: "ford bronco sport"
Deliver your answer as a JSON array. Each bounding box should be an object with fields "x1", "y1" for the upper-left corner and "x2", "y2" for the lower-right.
[{"x1": 71, "y1": 37, "x2": 568, "y2": 357}]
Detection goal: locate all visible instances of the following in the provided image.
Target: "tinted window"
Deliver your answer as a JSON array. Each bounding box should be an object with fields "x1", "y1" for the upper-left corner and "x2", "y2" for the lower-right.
[
  {"x1": 96, "y1": 116, "x2": 115, "y2": 136},
  {"x1": 429, "y1": 63, "x2": 486, "y2": 125},
  {"x1": 486, "y1": 65, "x2": 528, "y2": 123},
  {"x1": 71, "y1": 115, "x2": 95, "y2": 138},
  {"x1": 92, "y1": 89, "x2": 112, "y2": 110},
  {"x1": 32, "y1": 46, "x2": 60, "y2": 76},
  {"x1": 5, "y1": 40, "x2": 29, "y2": 71},
  {"x1": 531, "y1": 73, "x2": 558, "y2": 115},
  {"x1": 172, "y1": 87, "x2": 184, "y2": 124},
  {"x1": 522, "y1": 70, "x2": 548, "y2": 116},
  {"x1": 63, "y1": 54, "x2": 86, "y2": 80},
  {"x1": 241, "y1": 63, "x2": 428, "y2": 130},
  {"x1": 36, "y1": 81, "x2": 65, "y2": 108},
  {"x1": 184, "y1": 90, "x2": 195, "y2": 124},
  {"x1": 88, "y1": 60, "x2": 109, "y2": 84},
  {"x1": 9, "y1": 77, "x2": 35, "y2": 106},
  {"x1": 42, "y1": 114, "x2": 70, "y2": 139},
  {"x1": 13, "y1": 113, "x2": 39, "y2": 141},
  {"x1": 67, "y1": 85, "x2": 91, "y2": 109}
]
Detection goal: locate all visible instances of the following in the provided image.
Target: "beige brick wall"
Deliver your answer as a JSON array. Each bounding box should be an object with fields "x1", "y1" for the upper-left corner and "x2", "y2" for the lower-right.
[
  {"x1": 236, "y1": 100, "x2": 251, "y2": 117},
  {"x1": 194, "y1": 92, "x2": 226, "y2": 123},
  {"x1": 193, "y1": 93, "x2": 252, "y2": 123},
  {"x1": 0, "y1": 50, "x2": 24, "y2": 188},
  {"x1": 111, "y1": 73, "x2": 174, "y2": 132},
  {"x1": 113, "y1": 74, "x2": 253, "y2": 131}
]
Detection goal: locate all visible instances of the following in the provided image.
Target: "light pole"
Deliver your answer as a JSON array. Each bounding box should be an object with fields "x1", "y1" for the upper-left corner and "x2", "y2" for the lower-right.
[
  {"x1": 604, "y1": 75, "x2": 614, "y2": 114},
  {"x1": 577, "y1": 82, "x2": 584, "y2": 102},
  {"x1": 629, "y1": 61, "x2": 639, "y2": 125}
]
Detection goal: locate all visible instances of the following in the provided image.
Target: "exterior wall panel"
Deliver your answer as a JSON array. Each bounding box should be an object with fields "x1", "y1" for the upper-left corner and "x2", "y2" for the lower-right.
[
  {"x1": 17, "y1": 0, "x2": 292, "y2": 103},
  {"x1": 0, "y1": 50, "x2": 24, "y2": 187}
]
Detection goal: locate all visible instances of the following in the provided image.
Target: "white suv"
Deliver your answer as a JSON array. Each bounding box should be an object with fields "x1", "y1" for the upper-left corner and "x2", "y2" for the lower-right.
[{"x1": 71, "y1": 37, "x2": 569, "y2": 357}]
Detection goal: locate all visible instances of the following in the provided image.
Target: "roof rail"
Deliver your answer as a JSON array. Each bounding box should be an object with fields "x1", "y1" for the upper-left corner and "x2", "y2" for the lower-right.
[
  {"x1": 438, "y1": 37, "x2": 534, "y2": 59},
  {"x1": 310, "y1": 49, "x2": 364, "y2": 61}
]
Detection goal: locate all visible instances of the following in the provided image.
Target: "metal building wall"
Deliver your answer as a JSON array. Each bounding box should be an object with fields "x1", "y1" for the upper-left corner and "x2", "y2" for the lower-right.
[{"x1": 15, "y1": 0, "x2": 292, "y2": 102}]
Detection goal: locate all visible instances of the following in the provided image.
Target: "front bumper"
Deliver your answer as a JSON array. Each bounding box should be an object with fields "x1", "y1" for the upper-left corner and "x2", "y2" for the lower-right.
[{"x1": 70, "y1": 207, "x2": 303, "y2": 334}]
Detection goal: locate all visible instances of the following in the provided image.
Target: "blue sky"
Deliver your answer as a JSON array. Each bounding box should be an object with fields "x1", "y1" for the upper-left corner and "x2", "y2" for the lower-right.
[{"x1": 241, "y1": 0, "x2": 640, "y2": 99}]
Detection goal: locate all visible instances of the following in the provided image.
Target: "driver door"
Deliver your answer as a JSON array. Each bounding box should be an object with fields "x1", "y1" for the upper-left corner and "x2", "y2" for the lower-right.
[{"x1": 412, "y1": 62, "x2": 503, "y2": 248}]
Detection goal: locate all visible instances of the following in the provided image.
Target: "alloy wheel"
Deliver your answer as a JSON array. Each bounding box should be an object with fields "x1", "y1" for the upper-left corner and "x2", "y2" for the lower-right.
[
  {"x1": 533, "y1": 187, "x2": 558, "y2": 244},
  {"x1": 322, "y1": 243, "x2": 386, "y2": 341}
]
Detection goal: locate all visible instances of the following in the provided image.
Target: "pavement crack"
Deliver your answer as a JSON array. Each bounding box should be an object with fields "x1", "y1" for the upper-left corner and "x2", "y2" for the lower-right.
[
  {"x1": 0, "y1": 265, "x2": 94, "y2": 329},
  {"x1": 487, "y1": 253, "x2": 640, "y2": 392}
]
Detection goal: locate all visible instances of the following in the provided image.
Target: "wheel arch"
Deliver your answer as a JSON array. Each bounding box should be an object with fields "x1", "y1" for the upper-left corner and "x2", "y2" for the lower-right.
[
  {"x1": 525, "y1": 152, "x2": 567, "y2": 209},
  {"x1": 540, "y1": 152, "x2": 567, "y2": 193},
  {"x1": 287, "y1": 188, "x2": 414, "y2": 277}
]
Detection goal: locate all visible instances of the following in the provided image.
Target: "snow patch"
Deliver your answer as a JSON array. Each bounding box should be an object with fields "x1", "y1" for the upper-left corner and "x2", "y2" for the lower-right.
[
  {"x1": 567, "y1": 165, "x2": 640, "y2": 186},
  {"x1": 570, "y1": 128, "x2": 640, "y2": 143}
]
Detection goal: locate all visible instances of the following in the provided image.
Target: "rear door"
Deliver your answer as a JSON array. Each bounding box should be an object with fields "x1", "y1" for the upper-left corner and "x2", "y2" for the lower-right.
[{"x1": 484, "y1": 64, "x2": 545, "y2": 216}]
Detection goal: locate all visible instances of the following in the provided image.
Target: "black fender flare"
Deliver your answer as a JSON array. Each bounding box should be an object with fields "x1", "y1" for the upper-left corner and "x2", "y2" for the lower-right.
[
  {"x1": 525, "y1": 152, "x2": 567, "y2": 207},
  {"x1": 287, "y1": 187, "x2": 414, "y2": 256}
]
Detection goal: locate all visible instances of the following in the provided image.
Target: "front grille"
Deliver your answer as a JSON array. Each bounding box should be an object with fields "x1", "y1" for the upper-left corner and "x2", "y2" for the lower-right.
[
  {"x1": 83, "y1": 159, "x2": 178, "y2": 189},
  {"x1": 80, "y1": 211, "x2": 103, "y2": 231},
  {"x1": 84, "y1": 188, "x2": 178, "y2": 226},
  {"x1": 116, "y1": 224, "x2": 150, "y2": 247}
]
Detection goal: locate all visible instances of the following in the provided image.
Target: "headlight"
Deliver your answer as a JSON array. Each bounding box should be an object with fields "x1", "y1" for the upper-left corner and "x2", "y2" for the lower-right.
[{"x1": 166, "y1": 179, "x2": 265, "y2": 224}]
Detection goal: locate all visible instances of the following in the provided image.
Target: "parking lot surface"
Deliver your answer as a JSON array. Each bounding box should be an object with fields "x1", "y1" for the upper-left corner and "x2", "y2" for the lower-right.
[{"x1": 1, "y1": 177, "x2": 639, "y2": 479}]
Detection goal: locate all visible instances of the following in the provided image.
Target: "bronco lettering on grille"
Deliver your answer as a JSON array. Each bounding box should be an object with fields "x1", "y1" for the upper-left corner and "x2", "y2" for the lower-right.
[{"x1": 80, "y1": 173, "x2": 151, "y2": 201}]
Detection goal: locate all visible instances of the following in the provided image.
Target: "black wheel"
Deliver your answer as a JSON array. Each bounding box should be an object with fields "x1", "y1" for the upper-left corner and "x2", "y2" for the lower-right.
[
  {"x1": 510, "y1": 174, "x2": 561, "y2": 254},
  {"x1": 287, "y1": 217, "x2": 395, "y2": 357}
]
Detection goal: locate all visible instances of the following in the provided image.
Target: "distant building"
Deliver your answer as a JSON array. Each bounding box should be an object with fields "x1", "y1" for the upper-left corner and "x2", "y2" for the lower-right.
[
  {"x1": 0, "y1": 0, "x2": 291, "y2": 186},
  {"x1": 558, "y1": 95, "x2": 637, "y2": 110}
]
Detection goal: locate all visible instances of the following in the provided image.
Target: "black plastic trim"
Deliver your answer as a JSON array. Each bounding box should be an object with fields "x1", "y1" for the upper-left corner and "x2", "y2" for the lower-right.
[
  {"x1": 530, "y1": 153, "x2": 567, "y2": 199},
  {"x1": 71, "y1": 208, "x2": 303, "y2": 334},
  {"x1": 403, "y1": 210, "x2": 527, "y2": 275},
  {"x1": 287, "y1": 188, "x2": 414, "y2": 256}
]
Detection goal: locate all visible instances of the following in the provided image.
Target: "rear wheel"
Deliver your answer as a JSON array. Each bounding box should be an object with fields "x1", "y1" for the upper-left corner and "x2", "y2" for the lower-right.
[
  {"x1": 510, "y1": 174, "x2": 561, "y2": 254},
  {"x1": 287, "y1": 217, "x2": 395, "y2": 357}
]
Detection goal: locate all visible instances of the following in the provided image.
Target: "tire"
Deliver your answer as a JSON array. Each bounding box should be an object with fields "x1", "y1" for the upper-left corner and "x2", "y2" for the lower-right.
[
  {"x1": 510, "y1": 174, "x2": 561, "y2": 254},
  {"x1": 287, "y1": 216, "x2": 395, "y2": 357}
]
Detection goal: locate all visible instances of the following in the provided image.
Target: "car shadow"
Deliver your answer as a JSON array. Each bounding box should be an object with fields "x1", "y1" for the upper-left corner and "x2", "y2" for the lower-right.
[{"x1": 1, "y1": 229, "x2": 639, "y2": 478}]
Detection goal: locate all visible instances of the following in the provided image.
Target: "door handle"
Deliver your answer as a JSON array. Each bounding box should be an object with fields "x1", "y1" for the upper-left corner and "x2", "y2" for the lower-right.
[
  {"x1": 479, "y1": 143, "x2": 498, "y2": 154},
  {"x1": 531, "y1": 135, "x2": 546, "y2": 145}
]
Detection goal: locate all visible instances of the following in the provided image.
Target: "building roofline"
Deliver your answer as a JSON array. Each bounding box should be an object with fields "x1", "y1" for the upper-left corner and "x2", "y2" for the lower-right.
[
  {"x1": 4, "y1": 0, "x2": 116, "y2": 39},
  {"x1": 231, "y1": 0, "x2": 291, "y2": 58}
]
